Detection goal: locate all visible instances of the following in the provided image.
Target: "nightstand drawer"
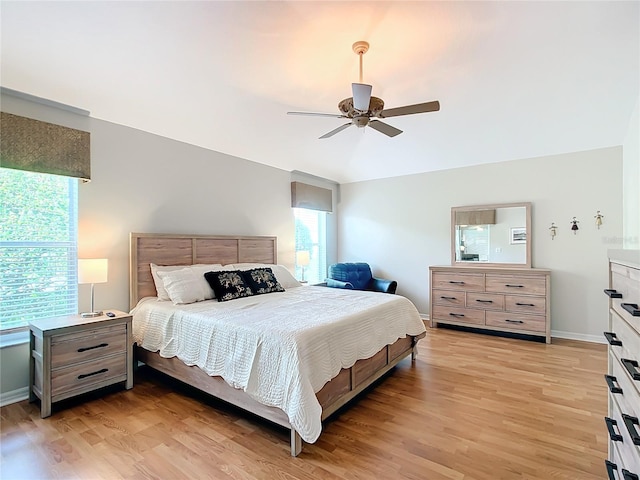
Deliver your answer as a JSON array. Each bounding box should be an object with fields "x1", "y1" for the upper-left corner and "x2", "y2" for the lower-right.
[
  {"x1": 51, "y1": 324, "x2": 127, "y2": 368},
  {"x1": 51, "y1": 354, "x2": 127, "y2": 398},
  {"x1": 486, "y1": 311, "x2": 546, "y2": 332}
]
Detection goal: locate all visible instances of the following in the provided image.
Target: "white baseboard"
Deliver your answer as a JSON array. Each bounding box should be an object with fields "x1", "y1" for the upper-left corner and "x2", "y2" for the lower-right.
[
  {"x1": 550, "y1": 330, "x2": 606, "y2": 344},
  {"x1": 0, "y1": 387, "x2": 29, "y2": 407}
]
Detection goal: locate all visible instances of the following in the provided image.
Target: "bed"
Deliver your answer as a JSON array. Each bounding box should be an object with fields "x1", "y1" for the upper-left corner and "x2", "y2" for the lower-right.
[{"x1": 130, "y1": 233, "x2": 426, "y2": 456}]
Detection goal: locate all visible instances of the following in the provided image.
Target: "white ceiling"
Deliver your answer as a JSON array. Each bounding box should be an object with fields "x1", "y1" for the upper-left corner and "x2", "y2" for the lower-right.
[{"x1": 1, "y1": 1, "x2": 638, "y2": 184}]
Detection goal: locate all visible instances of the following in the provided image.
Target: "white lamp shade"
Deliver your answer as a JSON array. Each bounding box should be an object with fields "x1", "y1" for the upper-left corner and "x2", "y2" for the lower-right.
[
  {"x1": 78, "y1": 259, "x2": 108, "y2": 284},
  {"x1": 296, "y1": 251, "x2": 310, "y2": 267}
]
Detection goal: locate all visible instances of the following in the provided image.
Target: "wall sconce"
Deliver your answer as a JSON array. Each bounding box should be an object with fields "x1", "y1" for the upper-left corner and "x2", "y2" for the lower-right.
[
  {"x1": 295, "y1": 250, "x2": 310, "y2": 282},
  {"x1": 78, "y1": 259, "x2": 108, "y2": 317}
]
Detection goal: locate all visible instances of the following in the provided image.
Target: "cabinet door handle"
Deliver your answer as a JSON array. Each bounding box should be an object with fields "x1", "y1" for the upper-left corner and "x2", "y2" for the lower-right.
[
  {"x1": 78, "y1": 368, "x2": 108, "y2": 380},
  {"x1": 77, "y1": 343, "x2": 109, "y2": 353},
  {"x1": 604, "y1": 374, "x2": 623, "y2": 394},
  {"x1": 475, "y1": 299, "x2": 493, "y2": 303},
  {"x1": 505, "y1": 319, "x2": 524, "y2": 324},
  {"x1": 604, "y1": 417, "x2": 623, "y2": 442},
  {"x1": 448, "y1": 281, "x2": 465, "y2": 285},
  {"x1": 440, "y1": 296, "x2": 457, "y2": 300},
  {"x1": 604, "y1": 332, "x2": 622, "y2": 346},
  {"x1": 623, "y1": 414, "x2": 640, "y2": 446},
  {"x1": 605, "y1": 460, "x2": 618, "y2": 480},
  {"x1": 505, "y1": 284, "x2": 524, "y2": 288},
  {"x1": 622, "y1": 358, "x2": 640, "y2": 381},
  {"x1": 449, "y1": 313, "x2": 465, "y2": 318},
  {"x1": 515, "y1": 302, "x2": 535, "y2": 307}
]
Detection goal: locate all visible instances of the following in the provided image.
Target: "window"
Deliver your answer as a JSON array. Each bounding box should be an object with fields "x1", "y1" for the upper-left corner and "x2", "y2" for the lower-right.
[
  {"x1": 0, "y1": 168, "x2": 78, "y2": 331},
  {"x1": 294, "y1": 208, "x2": 327, "y2": 285}
]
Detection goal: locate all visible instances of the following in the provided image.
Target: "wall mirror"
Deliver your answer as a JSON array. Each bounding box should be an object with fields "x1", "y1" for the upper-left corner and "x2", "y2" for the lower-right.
[{"x1": 451, "y1": 202, "x2": 532, "y2": 268}]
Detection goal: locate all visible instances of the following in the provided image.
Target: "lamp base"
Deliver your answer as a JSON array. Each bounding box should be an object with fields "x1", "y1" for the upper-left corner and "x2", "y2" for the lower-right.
[{"x1": 81, "y1": 311, "x2": 103, "y2": 318}]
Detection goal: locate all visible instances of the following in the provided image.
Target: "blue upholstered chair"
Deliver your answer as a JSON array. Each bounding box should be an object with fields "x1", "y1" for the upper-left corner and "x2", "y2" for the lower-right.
[{"x1": 325, "y1": 262, "x2": 397, "y2": 294}]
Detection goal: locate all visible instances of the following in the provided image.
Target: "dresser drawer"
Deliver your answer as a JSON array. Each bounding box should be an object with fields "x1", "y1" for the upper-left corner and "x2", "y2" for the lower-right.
[
  {"x1": 610, "y1": 351, "x2": 640, "y2": 417},
  {"x1": 486, "y1": 311, "x2": 546, "y2": 332},
  {"x1": 431, "y1": 272, "x2": 484, "y2": 292},
  {"x1": 432, "y1": 306, "x2": 485, "y2": 325},
  {"x1": 466, "y1": 292, "x2": 504, "y2": 311},
  {"x1": 609, "y1": 394, "x2": 640, "y2": 475},
  {"x1": 505, "y1": 295, "x2": 546, "y2": 315},
  {"x1": 51, "y1": 324, "x2": 127, "y2": 368},
  {"x1": 51, "y1": 354, "x2": 127, "y2": 399},
  {"x1": 485, "y1": 274, "x2": 546, "y2": 295},
  {"x1": 610, "y1": 312, "x2": 640, "y2": 366},
  {"x1": 432, "y1": 289, "x2": 465, "y2": 307}
]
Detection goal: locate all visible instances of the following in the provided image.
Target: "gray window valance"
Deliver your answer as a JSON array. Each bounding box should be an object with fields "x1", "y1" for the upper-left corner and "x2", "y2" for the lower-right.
[
  {"x1": 291, "y1": 181, "x2": 333, "y2": 212},
  {"x1": 0, "y1": 111, "x2": 91, "y2": 181}
]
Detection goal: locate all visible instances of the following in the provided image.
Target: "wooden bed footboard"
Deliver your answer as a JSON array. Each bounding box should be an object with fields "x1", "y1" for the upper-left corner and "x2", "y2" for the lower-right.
[{"x1": 135, "y1": 332, "x2": 425, "y2": 456}]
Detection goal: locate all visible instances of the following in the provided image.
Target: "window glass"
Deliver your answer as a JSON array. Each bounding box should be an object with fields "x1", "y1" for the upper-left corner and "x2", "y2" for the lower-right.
[
  {"x1": 294, "y1": 208, "x2": 327, "y2": 284},
  {"x1": 0, "y1": 168, "x2": 78, "y2": 330}
]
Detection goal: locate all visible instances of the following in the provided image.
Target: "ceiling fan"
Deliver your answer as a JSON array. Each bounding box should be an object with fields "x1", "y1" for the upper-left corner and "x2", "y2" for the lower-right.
[{"x1": 287, "y1": 41, "x2": 440, "y2": 139}]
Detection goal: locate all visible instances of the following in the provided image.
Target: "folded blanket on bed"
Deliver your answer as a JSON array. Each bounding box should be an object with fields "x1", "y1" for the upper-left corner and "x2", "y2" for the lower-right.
[{"x1": 132, "y1": 285, "x2": 426, "y2": 443}]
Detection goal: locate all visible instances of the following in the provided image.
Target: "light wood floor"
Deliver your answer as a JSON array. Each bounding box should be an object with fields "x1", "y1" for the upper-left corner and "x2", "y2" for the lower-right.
[{"x1": 1, "y1": 328, "x2": 607, "y2": 480}]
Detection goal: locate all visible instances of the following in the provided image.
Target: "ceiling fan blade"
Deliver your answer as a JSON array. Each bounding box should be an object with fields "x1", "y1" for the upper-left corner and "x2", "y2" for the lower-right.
[
  {"x1": 319, "y1": 122, "x2": 352, "y2": 139},
  {"x1": 287, "y1": 111, "x2": 346, "y2": 118},
  {"x1": 379, "y1": 100, "x2": 440, "y2": 118},
  {"x1": 352, "y1": 83, "x2": 372, "y2": 111},
  {"x1": 368, "y1": 119, "x2": 403, "y2": 137}
]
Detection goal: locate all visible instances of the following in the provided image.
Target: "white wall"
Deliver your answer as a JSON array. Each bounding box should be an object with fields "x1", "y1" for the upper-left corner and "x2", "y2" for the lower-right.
[
  {"x1": 338, "y1": 147, "x2": 623, "y2": 342},
  {"x1": 623, "y1": 96, "x2": 640, "y2": 247}
]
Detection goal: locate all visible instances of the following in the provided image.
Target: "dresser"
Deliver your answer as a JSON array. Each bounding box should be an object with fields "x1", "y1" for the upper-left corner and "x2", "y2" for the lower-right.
[
  {"x1": 429, "y1": 265, "x2": 551, "y2": 343},
  {"x1": 604, "y1": 250, "x2": 640, "y2": 480},
  {"x1": 29, "y1": 310, "x2": 133, "y2": 418}
]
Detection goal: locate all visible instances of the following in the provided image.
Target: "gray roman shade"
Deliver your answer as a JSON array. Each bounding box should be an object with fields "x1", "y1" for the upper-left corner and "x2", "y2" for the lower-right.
[
  {"x1": 291, "y1": 181, "x2": 333, "y2": 212},
  {"x1": 0, "y1": 111, "x2": 91, "y2": 181},
  {"x1": 455, "y1": 209, "x2": 496, "y2": 225}
]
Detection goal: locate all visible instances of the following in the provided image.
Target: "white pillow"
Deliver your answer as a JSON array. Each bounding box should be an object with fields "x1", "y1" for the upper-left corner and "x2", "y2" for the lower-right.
[
  {"x1": 157, "y1": 268, "x2": 208, "y2": 305},
  {"x1": 150, "y1": 263, "x2": 222, "y2": 301},
  {"x1": 230, "y1": 263, "x2": 302, "y2": 289}
]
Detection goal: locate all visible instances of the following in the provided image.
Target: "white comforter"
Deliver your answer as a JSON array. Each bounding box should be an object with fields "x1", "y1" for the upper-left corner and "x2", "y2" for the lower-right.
[{"x1": 131, "y1": 285, "x2": 426, "y2": 443}]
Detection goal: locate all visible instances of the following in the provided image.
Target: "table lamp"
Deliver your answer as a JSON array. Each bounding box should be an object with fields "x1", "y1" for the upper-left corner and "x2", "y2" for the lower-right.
[
  {"x1": 296, "y1": 250, "x2": 310, "y2": 282},
  {"x1": 78, "y1": 258, "x2": 108, "y2": 317}
]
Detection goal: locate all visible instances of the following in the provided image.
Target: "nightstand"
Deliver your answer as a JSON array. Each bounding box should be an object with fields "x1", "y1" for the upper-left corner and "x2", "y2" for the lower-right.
[{"x1": 29, "y1": 310, "x2": 133, "y2": 418}]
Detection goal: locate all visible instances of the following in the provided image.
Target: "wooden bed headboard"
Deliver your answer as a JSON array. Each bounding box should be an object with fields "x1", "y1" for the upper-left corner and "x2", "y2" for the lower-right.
[{"x1": 130, "y1": 233, "x2": 277, "y2": 309}]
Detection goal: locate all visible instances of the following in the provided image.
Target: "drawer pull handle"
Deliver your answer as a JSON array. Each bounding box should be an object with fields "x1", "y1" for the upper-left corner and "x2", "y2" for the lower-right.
[
  {"x1": 475, "y1": 299, "x2": 493, "y2": 303},
  {"x1": 515, "y1": 302, "x2": 535, "y2": 307},
  {"x1": 505, "y1": 284, "x2": 524, "y2": 288},
  {"x1": 622, "y1": 414, "x2": 640, "y2": 446},
  {"x1": 449, "y1": 313, "x2": 465, "y2": 318},
  {"x1": 622, "y1": 358, "x2": 640, "y2": 381},
  {"x1": 623, "y1": 470, "x2": 639, "y2": 480},
  {"x1": 448, "y1": 281, "x2": 465, "y2": 285},
  {"x1": 604, "y1": 332, "x2": 622, "y2": 346},
  {"x1": 440, "y1": 296, "x2": 457, "y2": 300},
  {"x1": 604, "y1": 417, "x2": 623, "y2": 442},
  {"x1": 604, "y1": 289, "x2": 623, "y2": 298},
  {"x1": 78, "y1": 368, "x2": 108, "y2": 380},
  {"x1": 604, "y1": 374, "x2": 623, "y2": 394},
  {"x1": 505, "y1": 319, "x2": 524, "y2": 324},
  {"x1": 605, "y1": 460, "x2": 618, "y2": 480},
  {"x1": 77, "y1": 343, "x2": 109, "y2": 353},
  {"x1": 621, "y1": 303, "x2": 640, "y2": 316}
]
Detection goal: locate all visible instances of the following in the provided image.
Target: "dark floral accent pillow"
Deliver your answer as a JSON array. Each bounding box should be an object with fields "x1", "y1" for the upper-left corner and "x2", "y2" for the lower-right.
[
  {"x1": 204, "y1": 270, "x2": 254, "y2": 302},
  {"x1": 242, "y1": 268, "x2": 285, "y2": 295}
]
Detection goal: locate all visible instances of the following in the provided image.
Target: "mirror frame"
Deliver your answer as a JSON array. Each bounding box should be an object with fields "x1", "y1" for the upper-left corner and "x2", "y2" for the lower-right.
[{"x1": 451, "y1": 202, "x2": 532, "y2": 268}]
